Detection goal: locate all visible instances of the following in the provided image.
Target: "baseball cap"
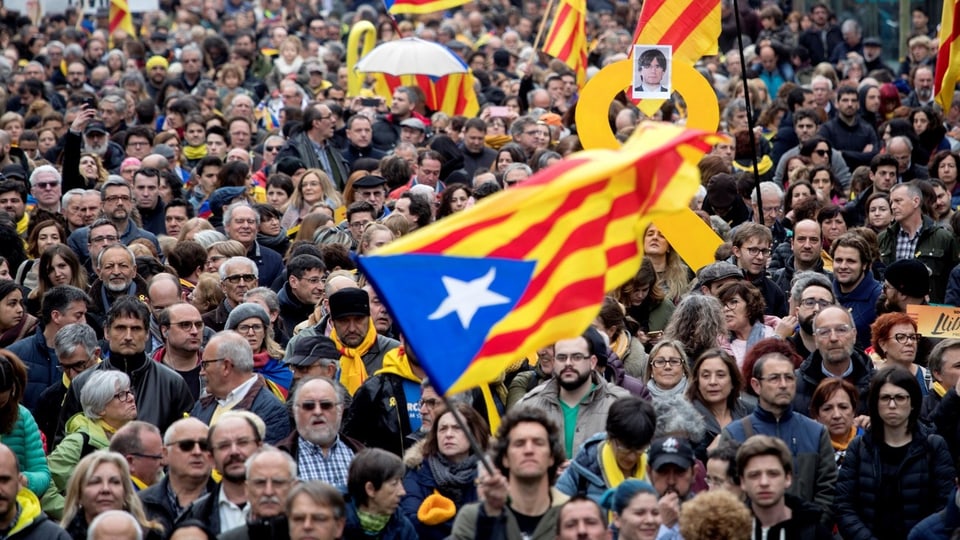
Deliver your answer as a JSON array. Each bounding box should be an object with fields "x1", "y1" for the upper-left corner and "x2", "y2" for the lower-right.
[
  {"x1": 285, "y1": 335, "x2": 341, "y2": 367},
  {"x1": 84, "y1": 121, "x2": 108, "y2": 135},
  {"x1": 648, "y1": 436, "x2": 695, "y2": 471}
]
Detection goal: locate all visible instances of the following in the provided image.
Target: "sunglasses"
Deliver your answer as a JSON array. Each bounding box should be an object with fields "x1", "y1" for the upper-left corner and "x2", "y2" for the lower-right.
[
  {"x1": 814, "y1": 149, "x2": 830, "y2": 156},
  {"x1": 265, "y1": 145, "x2": 281, "y2": 152},
  {"x1": 168, "y1": 439, "x2": 209, "y2": 452},
  {"x1": 298, "y1": 400, "x2": 338, "y2": 412}
]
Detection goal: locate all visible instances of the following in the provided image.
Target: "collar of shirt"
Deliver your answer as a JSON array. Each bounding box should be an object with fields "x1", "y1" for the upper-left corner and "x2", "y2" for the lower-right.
[
  {"x1": 218, "y1": 374, "x2": 259, "y2": 409},
  {"x1": 299, "y1": 434, "x2": 343, "y2": 456},
  {"x1": 821, "y1": 358, "x2": 854, "y2": 379}
]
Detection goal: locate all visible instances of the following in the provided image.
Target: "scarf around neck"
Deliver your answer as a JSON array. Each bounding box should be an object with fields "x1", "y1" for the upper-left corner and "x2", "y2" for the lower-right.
[
  {"x1": 599, "y1": 440, "x2": 648, "y2": 488},
  {"x1": 427, "y1": 453, "x2": 479, "y2": 502},
  {"x1": 646, "y1": 377, "x2": 688, "y2": 400},
  {"x1": 331, "y1": 319, "x2": 378, "y2": 395}
]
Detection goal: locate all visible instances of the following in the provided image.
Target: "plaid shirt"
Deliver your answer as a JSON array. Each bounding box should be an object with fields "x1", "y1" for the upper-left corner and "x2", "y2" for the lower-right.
[
  {"x1": 895, "y1": 224, "x2": 923, "y2": 261},
  {"x1": 297, "y1": 436, "x2": 354, "y2": 491}
]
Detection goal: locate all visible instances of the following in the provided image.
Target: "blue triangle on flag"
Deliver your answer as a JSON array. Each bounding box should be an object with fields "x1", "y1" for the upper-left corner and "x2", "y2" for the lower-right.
[{"x1": 358, "y1": 253, "x2": 536, "y2": 393}]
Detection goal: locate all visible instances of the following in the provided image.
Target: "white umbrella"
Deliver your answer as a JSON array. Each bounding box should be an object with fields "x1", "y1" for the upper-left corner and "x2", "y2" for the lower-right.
[{"x1": 355, "y1": 38, "x2": 469, "y2": 78}]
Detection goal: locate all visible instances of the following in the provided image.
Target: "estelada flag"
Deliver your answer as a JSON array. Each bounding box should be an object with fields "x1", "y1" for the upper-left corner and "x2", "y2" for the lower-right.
[
  {"x1": 357, "y1": 123, "x2": 720, "y2": 395},
  {"x1": 109, "y1": 0, "x2": 136, "y2": 40}
]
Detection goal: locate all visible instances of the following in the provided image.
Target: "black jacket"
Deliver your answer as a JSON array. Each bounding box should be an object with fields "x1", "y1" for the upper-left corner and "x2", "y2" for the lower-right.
[
  {"x1": 836, "y1": 430, "x2": 955, "y2": 540},
  {"x1": 56, "y1": 352, "x2": 195, "y2": 444},
  {"x1": 139, "y1": 476, "x2": 218, "y2": 536},
  {"x1": 176, "y1": 483, "x2": 225, "y2": 536},
  {"x1": 277, "y1": 284, "x2": 314, "y2": 336},
  {"x1": 342, "y1": 372, "x2": 416, "y2": 457},
  {"x1": 793, "y1": 349, "x2": 874, "y2": 417},
  {"x1": 818, "y1": 116, "x2": 880, "y2": 170},
  {"x1": 752, "y1": 493, "x2": 834, "y2": 540}
]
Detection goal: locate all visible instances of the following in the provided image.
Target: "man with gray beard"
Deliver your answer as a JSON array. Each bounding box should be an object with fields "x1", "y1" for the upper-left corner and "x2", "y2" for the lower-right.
[
  {"x1": 220, "y1": 448, "x2": 298, "y2": 540},
  {"x1": 88, "y1": 243, "x2": 149, "y2": 326}
]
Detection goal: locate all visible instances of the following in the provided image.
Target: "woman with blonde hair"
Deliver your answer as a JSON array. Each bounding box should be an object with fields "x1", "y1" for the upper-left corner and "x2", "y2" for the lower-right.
[
  {"x1": 61, "y1": 451, "x2": 164, "y2": 540},
  {"x1": 281, "y1": 168, "x2": 342, "y2": 229},
  {"x1": 78, "y1": 153, "x2": 109, "y2": 188},
  {"x1": 0, "y1": 112, "x2": 23, "y2": 144},
  {"x1": 204, "y1": 240, "x2": 246, "y2": 273},
  {"x1": 642, "y1": 223, "x2": 691, "y2": 303},
  {"x1": 357, "y1": 223, "x2": 395, "y2": 255},
  {"x1": 176, "y1": 218, "x2": 215, "y2": 243},
  {"x1": 190, "y1": 273, "x2": 225, "y2": 314}
]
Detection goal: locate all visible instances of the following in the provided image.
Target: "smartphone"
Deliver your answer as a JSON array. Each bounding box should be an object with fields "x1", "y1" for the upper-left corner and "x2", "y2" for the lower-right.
[
  {"x1": 360, "y1": 97, "x2": 380, "y2": 107},
  {"x1": 489, "y1": 106, "x2": 510, "y2": 117},
  {"x1": 82, "y1": 97, "x2": 97, "y2": 109}
]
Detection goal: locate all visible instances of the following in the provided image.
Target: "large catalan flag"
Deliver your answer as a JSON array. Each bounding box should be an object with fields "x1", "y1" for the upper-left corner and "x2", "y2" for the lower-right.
[
  {"x1": 632, "y1": 0, "x2": 721, "y2": 63},
  {"x1": 109, "y1": 0, "x2": 136, "y2": 39},
  {"x1": 936, "y1": 0, "x2": 960, "y2": 112},
  {"x1": 384, "y1": 0, "x2": 470, "y2": 15},
  {"x1": 357, "y1": 123, "x2": 719, "y2": 394},
  {"x1": 372, "y1": 72, "x2": 479, "y2": 117},
  {"x1": 541, "y1": 0, "x2": 588, "y2": 85}
]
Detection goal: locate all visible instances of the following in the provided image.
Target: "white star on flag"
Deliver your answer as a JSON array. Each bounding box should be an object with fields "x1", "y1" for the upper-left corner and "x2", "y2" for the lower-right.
[{"x1": 428, "y1": 267, "x2": 511, "y2": 329}]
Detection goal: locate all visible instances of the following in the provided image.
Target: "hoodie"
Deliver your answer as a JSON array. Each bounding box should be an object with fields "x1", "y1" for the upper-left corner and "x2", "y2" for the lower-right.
[{"x1": 10, "y1": 487, "x2": 70, "y2": 540}]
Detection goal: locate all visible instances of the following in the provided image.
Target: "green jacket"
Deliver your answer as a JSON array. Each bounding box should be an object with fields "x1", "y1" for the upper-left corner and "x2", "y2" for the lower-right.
[
  {"x1": 450, "y1": 489, "x2": 569, "y2": 540},
  {"x1": 48, "y1": 414, "x2": 110, "y2": 493},
  {"x1": 878, "y1": 215, "x2": 959, "y2": 303}
]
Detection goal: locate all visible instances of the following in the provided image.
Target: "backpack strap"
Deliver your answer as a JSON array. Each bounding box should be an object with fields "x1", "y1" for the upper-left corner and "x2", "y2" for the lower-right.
[
  {"x1": 79, "y1": 432, "x2": 97, "y2": 459},
  {"x1": 741, "y1": 416, "x2": 755, "y2": 439}
]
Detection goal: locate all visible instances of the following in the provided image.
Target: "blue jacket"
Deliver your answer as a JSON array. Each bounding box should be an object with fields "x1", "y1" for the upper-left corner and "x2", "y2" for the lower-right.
[
  {"x1": 343, "y1": 496, "x2": 418, "y2": 540},
  {"x1": 400, "y1": 446, "x2": 479, "y2": 540},
  {"x1": 721, "y1": 405, "x2": 836, "y2": 519},
  {"x1": 245, "y1": 242, "x2": 283, "y2": 288},
  {"x1": 909, "y1": 487, "x2": 960, "y2": 540},
  {"x1": 833, "y1": 271, "x2": 882, "y2": 350},
  {"x1": 555, "y1": 433, "x2": 619, "y2": 504},
  {"x1": 7, "y1": 327, "x2": 57, "y2": 411},
  {"x1": 190, "y1": 375, "x2": 291, "y2": 444}
]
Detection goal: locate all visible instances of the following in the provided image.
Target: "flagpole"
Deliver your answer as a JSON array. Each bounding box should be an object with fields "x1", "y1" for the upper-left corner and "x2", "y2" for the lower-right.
[
  {"x1": 730, "y1": 0, "x2": 762, "y2": 221},
  {"x1": 533, "y1": 0, "x2": 558, "y2": 52},
  {"x1": 438, "y1": 391, "x2": 497, "y2": 476}
]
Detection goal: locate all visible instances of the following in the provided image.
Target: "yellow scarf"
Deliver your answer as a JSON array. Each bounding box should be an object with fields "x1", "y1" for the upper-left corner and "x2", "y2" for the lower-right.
[
  {"x1": 480, "y1": 385, "x2": 500, "y2": 434},
  {"x1": 599, "y1": 440, "x2": 648, "y2": 488},
  {"x1": 331, "y1": 319, "x2": 378, "y2": 395},
  {"x1": 97, "y1": 419, "x2": 118, "y2": 438},
  {"x1": 934, "y1": 381, "x2": 948, "y2": 398},
  {"x1": 16, "y1": 213, "x2": 28, "y2": 238},
  {"x1": 610, "y1": 332, "x2": 630, "y2": 359},
  {"x1": 131, "y1": 476, "x2": 148, "y2": 490},
  {"x1": 831, "y1": 426, "x2": 858, "y2": 452},
  {"x1": 183, "y1": 144, "x2": 208, "y2": 161}
]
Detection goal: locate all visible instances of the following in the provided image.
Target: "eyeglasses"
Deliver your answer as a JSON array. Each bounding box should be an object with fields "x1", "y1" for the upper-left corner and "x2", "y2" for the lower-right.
[
  {"x1": 113, "y1": 389, "x2": 135, "y2": 402},
  {"x1": 297, "y1": 400, "x2": 339, "y2": 412},
  {"x1": 743, "y1": 246, "x2": 772, "y2": 257},
  {"x1": 880, "y1": 393, "x2": 910, "y2": 406},
  {"x1": 651, "y1": 357, "x2": 683, "y2": 368},
  {"x1": 814, "y1": 325, "x2": 853, "y2": 337},
  {"x1": 130, "y1": 452, "x2": 163, "y2": 460},
  {"x1": 104, "y1": 195, "x2": 131, "y2": 203},
  {"x1": 171, "y1": 321, "x2": 204, "y2": 331},
  {"x1": 58, "y1": 357, "x2": 93, "y2": 373},
  {"x1": 611, "y1": 439, "x2": 644, "y2": 455},
  {"x1": 756, "y1": 373, "x2": 796, "y2": 383},
  {"x1": 800, "y1": 298, "x2": 833, "y2": 309},
  {"x1": 237, "y1": 323, "x2": 264, "y2": 334},
  {"x1": 418, "y1": 398, "x2": 441, "y2": 408},
  {"x1": 200, "y1": 357, "x2": 227, "y2": 369},
  {"x1": 723, "y1": 298, "x2": 742, "y2": 311},
  {"x1": 168, "y1": 439, "x2": 209, "y2": 452},
  {"x1": 891, "y1": 333, "x2": 922, "y2": 344},
  {"x1": 224, "y1": 273, "x2": 257, "y2": 284},
  {"x1": 555, "y1": 353, "x2": 590, "y2": 363}
]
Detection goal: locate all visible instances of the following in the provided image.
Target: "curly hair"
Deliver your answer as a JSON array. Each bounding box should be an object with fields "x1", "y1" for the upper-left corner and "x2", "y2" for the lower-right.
[
  {"x1": 25, "y1": 219, "x2": 66, "y2": 259},
  {"x1": 679, "y1": 489, "x2": 751, "y2": 540},
  {"x1": 870, "y1": 312, "x2": 916, "y2": 360},
  {"x1": 437, "y1": 183, "x2": 472, "y2": 219},
  {"x1": 686, "y1": 348, "x2": 743, "y2": 410},
  {"x1": 652, "y1": 395, "x2": 706, "y2": 442},
  {"x1": 489, "y1": 406, "x2": 566, "y2": 485},
  {"x1": 663, "y1": 295, "x2": 725, "y2": 362}
]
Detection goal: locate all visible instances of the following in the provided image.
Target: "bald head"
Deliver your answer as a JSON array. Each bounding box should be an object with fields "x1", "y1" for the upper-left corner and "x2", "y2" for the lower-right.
[{"x1": 89, "y1": 510, "x2": 142, "y2": 540}]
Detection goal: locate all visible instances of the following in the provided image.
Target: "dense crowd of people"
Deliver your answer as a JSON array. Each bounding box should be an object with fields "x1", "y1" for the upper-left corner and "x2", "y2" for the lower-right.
[{"x1": 0, "y1": 0, "x2": 954, "y2": 538}]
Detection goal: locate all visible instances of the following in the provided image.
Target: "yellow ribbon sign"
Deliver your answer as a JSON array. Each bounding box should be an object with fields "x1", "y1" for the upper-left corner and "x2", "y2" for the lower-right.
[{"x1": 575, "y1": 58, "x2": 722, "y2": 272}]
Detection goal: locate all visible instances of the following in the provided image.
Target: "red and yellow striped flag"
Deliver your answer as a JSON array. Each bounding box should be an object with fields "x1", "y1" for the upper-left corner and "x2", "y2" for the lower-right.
[
  {"x1": 541, "y1": 0, "x2": 588, "y2": 85},
  {"x1": 936, "y1": 0, "x2": 960, "y2": 112},
  {"x1": 357, "y1": 122, "x2": 719, "y2": 394},
  {"x1": 632, "y1": 0, "x2": 721, "y2": 62},
  {"x1": 109, "y1": 0, "x2": 136, "y2": 40},
  {"x1": 371, "y1": 72, "x2": 479, "y2": 117}
]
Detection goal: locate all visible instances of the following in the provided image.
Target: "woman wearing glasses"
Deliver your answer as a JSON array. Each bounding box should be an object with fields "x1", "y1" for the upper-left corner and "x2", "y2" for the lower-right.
[
  {"x1": 223, "y1": 303, "x2": 292, "y2": 399},
  {"x1": 869, "y1": 313, "x2": 931, "y2": 395},
  {"x1": 642, "y1": 340, "x2": 691, "y2": 401},
  {"x1": 47, "y1": 371, "x2": 137, "y2": 511},
  {"x1": 836, "y1": 365, "x2": 954, "y2": 540},
  {"x1": 400, "y1": 402, "x2": 489, "y2": 540},
  {"x1": 717, "y1": 282, "x2": 775, "y2": 368}
]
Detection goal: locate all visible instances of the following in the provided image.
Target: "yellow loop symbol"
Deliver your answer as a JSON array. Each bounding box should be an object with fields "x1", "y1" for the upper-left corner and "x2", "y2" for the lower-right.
[{"x1": 575, "y1": 59, "x2": 723, "y2": 272}]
